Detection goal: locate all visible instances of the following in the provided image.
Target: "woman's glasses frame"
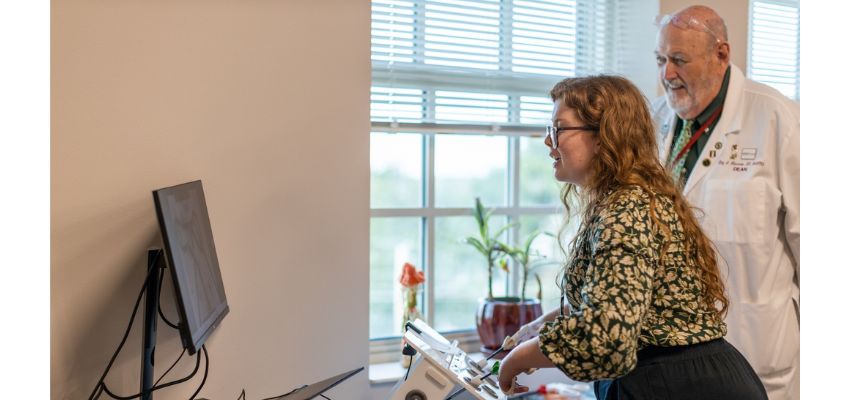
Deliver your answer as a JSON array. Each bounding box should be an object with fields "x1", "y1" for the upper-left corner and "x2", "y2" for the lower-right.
[{"x1": 546, "y1": 125, "x2": 598, "y2": 148}]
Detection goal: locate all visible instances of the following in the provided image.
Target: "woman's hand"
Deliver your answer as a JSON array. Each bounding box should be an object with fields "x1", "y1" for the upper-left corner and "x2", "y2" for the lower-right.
[
  {"x1": 498, "y1": 345, "x2": 530, "y2": 394},
  {"x1": 498, "y1": 337, "x2": 553, "y2": 394}
]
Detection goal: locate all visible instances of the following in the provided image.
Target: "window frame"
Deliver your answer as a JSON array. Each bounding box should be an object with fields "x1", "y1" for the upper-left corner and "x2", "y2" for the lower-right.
[
  {"x1": 369, "y1": 128, "x2": 561, "y2": 361},
  {"x1": 368, "y1": 0, "x2": 612, "y2": 359}
]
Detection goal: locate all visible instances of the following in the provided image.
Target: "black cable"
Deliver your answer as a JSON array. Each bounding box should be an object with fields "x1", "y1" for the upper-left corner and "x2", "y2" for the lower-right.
[
  {"x1": 404, "y1": 357, "x2": 413, "y2": 381},
  {"x1": 153, "y1": 348, "x2": 186, "y2": 387},
  {"x1": 87, "y1": 250, "x2": 163, "y2": 400},
  {"x1": 189, "y1": 345, "x2": 209, "y2": 400},
  {"x1": 319, "y1": 395, "x2": 331, "y2": 400},
  {"x1": 156, "y1": 268, "x2": 179, "y2": 329},
  {"x1": 99, "y1": 348, "x2": 202, "y2": 400},
  {"x1": 402, "y1": 343, "x2": 416, "y2": 381}
]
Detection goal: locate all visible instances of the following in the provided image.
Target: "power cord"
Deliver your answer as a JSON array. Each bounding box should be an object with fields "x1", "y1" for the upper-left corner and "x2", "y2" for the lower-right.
[
  {"x1": 88, "y1": 249, "x2": 209, "y2": 400},
  {"x1": 98, "y1": 348, "x2": 201, "y2": 399},
  {"x1": 402, "y1": 343, "x2": 416, "y2": 381},
  {"x1": 156, "y1": 269, "x2": 179, "y2": 329},
  {"x1": 87, "y1": 250, "x2": 163, "y2": 400},
  {"x1": 189, "y1": 345, "x2": 210, "y2": 399},
  {"x1": 154, "y1": 348, "x2": 186, "y2": 387}
]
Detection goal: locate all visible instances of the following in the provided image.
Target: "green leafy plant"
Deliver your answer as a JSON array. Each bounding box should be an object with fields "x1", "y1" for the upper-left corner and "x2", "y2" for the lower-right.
[
  {"x1": 464, "y1": 197, "x2": 513, "y2": 299},
  {"x1": 503, "y1": 231, "x2": 558, "y2": 301}
]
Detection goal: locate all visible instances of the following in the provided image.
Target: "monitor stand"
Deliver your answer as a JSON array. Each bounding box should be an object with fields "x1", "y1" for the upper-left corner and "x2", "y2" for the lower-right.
[
  {"x1": 140, "y1": 249, "x2": 164, "y2": 400},
  {"x1": 137, "y1": 248, "x2": 360, "y2": 400}
]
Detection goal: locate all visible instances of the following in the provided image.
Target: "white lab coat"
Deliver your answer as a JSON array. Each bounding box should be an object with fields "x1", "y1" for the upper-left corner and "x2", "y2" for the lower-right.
[{"x1": 651, "y1": 65, "x2": 800, "y2": 400}]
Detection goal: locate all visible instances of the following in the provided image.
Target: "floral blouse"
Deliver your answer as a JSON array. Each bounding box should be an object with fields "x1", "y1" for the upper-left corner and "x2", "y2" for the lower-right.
[{"x1": 538, "y1": 186, "x2": 726, "y2": 382}]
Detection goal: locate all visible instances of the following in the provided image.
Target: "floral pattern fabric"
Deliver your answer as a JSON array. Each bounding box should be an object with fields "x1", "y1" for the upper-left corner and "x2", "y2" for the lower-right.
[{"x1": 538, "y1": 186, "x2": 726, "y2": 382}]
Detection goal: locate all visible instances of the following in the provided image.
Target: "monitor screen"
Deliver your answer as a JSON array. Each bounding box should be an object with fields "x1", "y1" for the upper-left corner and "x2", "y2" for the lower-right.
[{"x1": 153, "y1": 180, "x2": 229, "y2": 355}]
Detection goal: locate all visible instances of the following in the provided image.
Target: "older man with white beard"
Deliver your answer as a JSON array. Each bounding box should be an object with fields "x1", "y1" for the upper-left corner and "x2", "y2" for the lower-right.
[{"x1": 651, "y1": 5, "x2": 800, "y2": 400}]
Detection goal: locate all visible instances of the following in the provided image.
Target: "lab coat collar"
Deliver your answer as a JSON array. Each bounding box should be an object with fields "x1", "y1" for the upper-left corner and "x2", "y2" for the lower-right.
[{"x1": 682, "y1": 64, "x2": 745, "y2": 195}]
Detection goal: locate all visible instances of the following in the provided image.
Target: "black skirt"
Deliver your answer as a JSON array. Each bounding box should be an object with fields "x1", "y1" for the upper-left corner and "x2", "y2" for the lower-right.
[{"x1": 593, "y1": 338, "x2": 767, "y2": 400}]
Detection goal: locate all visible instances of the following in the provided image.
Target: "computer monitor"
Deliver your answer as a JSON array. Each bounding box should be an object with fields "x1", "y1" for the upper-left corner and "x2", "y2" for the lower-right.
[{"x1": 153, "y1": 180, "x2": 229, "y2": 355}]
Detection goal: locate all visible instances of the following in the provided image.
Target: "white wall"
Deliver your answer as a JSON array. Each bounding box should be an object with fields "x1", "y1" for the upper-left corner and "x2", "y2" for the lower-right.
[{"x1": 51, "y1": 0, "x2": 372, "y2": 399}]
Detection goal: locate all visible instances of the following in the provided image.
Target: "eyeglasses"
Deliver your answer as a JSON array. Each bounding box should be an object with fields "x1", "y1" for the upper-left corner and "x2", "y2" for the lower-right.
[
  {"x1": 655, "y1": 14, "x2": 723, "y2": 43},
  {"x1": 546, "y1": 125, "x2": 597, "y2": 148}
]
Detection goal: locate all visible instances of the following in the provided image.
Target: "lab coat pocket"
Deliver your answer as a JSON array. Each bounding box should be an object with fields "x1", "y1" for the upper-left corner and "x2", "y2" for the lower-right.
[
  {"x1": 703, "y1": 179, "x2": 766, "y2": 244},
  {"x1": 734, "y1": 300, "x2": 799, "y2": 376}
]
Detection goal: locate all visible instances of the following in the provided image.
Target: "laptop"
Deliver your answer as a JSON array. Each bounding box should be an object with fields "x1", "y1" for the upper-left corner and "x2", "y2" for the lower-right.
[{"x1": 269, "y1": 367, "x2": 364, "y2": 399}]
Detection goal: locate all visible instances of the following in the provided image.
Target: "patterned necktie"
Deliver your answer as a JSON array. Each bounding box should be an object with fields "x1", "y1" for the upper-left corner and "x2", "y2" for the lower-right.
[{"x1": 667, "y1": 119, "x2": 694, "y2": 184}]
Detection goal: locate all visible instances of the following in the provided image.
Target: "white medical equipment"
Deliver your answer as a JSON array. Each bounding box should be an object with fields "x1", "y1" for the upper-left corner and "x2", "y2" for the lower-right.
[{"x1": 388, "y1": 319, "x2": 507, "y2": 400}]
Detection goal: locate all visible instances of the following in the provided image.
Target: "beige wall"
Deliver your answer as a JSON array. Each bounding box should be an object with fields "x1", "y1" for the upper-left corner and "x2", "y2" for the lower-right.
[
  {"x1": 660, "y1": 0, "x2": 750, "y2": 71},
  {"x1": 51, "y1": 0, "x2": 371, "y2": 399},
  {"x1": 50, "y1": 1, "x2": 753, "y2": 399}
]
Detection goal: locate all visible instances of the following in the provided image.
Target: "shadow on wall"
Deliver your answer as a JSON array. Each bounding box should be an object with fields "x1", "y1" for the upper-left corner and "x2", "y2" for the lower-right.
[{"x1": 55, "y1": 201, "x2": 186, "y2": 399}]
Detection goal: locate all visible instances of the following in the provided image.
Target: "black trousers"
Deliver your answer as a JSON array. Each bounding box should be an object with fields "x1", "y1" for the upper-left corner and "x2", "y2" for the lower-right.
[{"x1": 593, "y1": 338, "x2": 767, "y2": 400}]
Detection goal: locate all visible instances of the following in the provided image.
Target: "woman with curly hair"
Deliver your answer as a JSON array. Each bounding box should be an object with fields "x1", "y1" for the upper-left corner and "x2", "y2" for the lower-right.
[{"x1": 497, "y1": 75, "x2": 766, "y2": 400}]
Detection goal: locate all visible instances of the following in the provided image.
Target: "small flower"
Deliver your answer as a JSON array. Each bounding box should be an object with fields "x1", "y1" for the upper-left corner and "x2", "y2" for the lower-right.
[
  {"x1": 399, "y1": 262, "x2": 425, "y2": 288},
  {"x1": 399, "y1": 263, "x2": 425, "y2": 332}
]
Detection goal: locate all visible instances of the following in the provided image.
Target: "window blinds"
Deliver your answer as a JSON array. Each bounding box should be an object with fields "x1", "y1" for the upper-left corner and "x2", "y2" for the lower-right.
[
  {"x1": 748, "y1": 0, "x2": 800, "y2": 100},
  {"x1": 371, "y1": 0, "x2": 612, "y2": 131}
]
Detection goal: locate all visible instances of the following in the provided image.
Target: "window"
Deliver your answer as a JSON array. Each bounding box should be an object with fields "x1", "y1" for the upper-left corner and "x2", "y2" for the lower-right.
[
  {"x1": 369, "y1": 0, "x2": 615, "y2": 358},
  {"x1": 748, "y1": 0, "x2": 800, "y2": 100}
]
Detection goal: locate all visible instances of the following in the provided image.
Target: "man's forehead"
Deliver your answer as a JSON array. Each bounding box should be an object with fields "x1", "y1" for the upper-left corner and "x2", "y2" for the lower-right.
[
  {"x1": 655, "y1": 44, "x2": 692, "y2": 57},
  {"x1": 656, "y1": 26, "x2": 707, "y2": 53}
]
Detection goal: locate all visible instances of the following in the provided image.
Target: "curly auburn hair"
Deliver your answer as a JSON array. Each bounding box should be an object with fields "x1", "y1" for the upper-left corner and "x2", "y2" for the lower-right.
[{"x1": 551, "y1": 74, "x2": 728, "y2": 318}]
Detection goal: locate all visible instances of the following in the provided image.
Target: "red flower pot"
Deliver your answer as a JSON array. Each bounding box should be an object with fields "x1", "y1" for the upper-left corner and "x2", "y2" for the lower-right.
[{"x1": 475, "y1": 297, "x2": 543, "y2": 356}]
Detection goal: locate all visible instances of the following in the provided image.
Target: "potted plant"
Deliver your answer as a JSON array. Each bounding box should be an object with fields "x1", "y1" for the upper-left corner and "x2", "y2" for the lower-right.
[
  {"x1": 463, "y1": 197, "x2": 513, "y2": 300},
  {"x1": 464, "y1": 198, "x2": 549, "y2": 354},
  {"x1": 503, "y1": 230, "x2": 558, "y2": 303}
]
